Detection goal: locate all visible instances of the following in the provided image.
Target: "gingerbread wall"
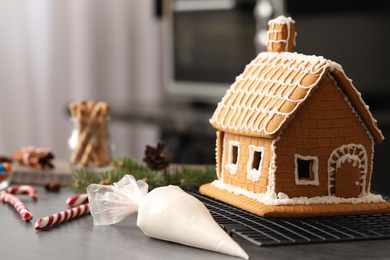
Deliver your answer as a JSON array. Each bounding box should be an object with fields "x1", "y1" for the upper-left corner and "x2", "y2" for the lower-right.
[
  {"x1": 218, "y1": 131, "x2": 273, "y2": 194},
  {"x1": 274, "y1": 74, "x2": 373, "y2": 198}
]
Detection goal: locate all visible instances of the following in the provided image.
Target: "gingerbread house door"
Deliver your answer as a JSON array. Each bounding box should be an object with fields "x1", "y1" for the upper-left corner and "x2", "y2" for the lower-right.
[{"x1": 328, "y1": 144, "x2": 367, "y2": 198}]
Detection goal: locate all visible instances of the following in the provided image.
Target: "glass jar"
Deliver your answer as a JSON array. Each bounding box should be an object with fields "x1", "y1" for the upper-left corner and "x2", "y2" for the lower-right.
[{"x1": 68, "y1": 116, "x2": 114, "y2": 171}]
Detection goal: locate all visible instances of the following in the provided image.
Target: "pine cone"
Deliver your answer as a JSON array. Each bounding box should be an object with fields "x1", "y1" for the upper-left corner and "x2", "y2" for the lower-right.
[{"x1": 143, "y1": 143, "x2": 172, "y2": 171}]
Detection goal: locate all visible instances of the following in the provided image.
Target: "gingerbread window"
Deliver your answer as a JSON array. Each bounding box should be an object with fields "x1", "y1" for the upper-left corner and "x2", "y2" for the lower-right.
[
  {"x1": 226, "y1": 141, "x2": 240, "y2": 175},
  {"x1": 247, "y1": 145, "x2": 265, "y2": 182},
  {"x1": 294, "y1": 154, "x2": 319, "y2": 185}
]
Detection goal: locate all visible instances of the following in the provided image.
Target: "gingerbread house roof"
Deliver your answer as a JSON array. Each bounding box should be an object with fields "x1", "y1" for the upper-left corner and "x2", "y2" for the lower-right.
[{"x1": 210, "y1": 51, "x2": 384, "y2": 144}]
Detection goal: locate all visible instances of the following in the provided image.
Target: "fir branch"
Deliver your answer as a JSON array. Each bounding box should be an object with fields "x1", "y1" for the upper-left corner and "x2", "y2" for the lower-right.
[
  {"x1": 168, "y1": 166, "x2": 217, "y2": 192},
  {"x1": 71, "y1": 155, "x2": 216, "y2": 194},
  {"x1": 71, "y1": 167, "x2": 100, "y2": 193}
]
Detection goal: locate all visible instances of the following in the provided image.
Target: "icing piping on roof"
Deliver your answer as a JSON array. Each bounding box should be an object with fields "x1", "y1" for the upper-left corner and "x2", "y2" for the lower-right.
[
  {"x1": 211, "y1": 52, "x2": 330, "y2": 136},
  {"x1": 210, "y1": 51, "x2": 384, "y2": 143}
]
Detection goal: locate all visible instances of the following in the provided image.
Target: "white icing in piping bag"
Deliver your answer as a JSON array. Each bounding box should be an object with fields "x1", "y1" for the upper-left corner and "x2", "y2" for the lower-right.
[
  {"x1": 137, "y1": 185, "x2": 249, "y2": 259},
  {"x1": 87, "y1": 175, "x2": 249, "y2": 259}
]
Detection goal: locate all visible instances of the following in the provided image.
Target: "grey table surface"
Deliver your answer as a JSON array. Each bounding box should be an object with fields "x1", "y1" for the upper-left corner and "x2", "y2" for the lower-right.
[{"x1": 1, "y1": 185, "x2": 390, "y2": 260}]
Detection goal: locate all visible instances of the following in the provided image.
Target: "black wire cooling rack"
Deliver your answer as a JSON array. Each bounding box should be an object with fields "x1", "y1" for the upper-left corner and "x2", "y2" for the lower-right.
[{"x1": 189, "y1": 192, "x2": 390, "y2": 246}]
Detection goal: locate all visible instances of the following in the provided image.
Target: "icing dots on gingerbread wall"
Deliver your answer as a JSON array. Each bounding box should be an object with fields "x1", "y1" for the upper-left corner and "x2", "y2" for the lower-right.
[{"x1": 266, "y1": 16, "x2": 296, "y2": 53}]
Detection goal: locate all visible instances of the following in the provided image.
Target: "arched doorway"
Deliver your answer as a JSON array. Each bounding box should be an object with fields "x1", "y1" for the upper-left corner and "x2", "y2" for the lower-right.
[{"x1": 327, "y1": 144, "x2": 367, "y2": 198}]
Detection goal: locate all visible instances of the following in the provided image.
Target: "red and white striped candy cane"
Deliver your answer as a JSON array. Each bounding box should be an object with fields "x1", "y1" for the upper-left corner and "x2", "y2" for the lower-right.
[
  {"x1": 0, "y1": 191, "x2": 33, "y2": 221},
  {"x1": 5, "y1": 185, "x2": 38, "y2": 200},
  {"x1": 66, "y1": 193, "x2": 88, "y2": 207},
  {"x1": 35, "y1": 203, "x2": 90, "y2": 231}
]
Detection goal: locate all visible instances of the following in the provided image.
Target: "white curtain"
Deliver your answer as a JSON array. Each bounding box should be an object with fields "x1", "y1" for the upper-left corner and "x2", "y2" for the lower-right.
[{"x1": 0, "y1": 0, "x2": 161, "y2": 162}]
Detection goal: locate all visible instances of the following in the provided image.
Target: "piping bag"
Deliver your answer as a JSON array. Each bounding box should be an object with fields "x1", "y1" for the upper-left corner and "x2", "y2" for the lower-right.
[{"x1": 87, "y1": 175, "x2": 249, "y2": 259}]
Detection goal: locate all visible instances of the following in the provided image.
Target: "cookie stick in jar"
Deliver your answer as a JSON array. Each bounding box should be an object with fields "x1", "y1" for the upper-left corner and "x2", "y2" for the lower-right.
[
  {"x1": 79, "y1": 102, "x2": 110, "y2": 167},
  {"x1": 78, "y1": 102, "x2": 107, "y2": 166},
  {"x1": 68, "y1": 102, "x2": 85, "y2": 165},
  {"x1": 96, "y1": 102, "x2": 111, "y2": 166},
  {"x1": 69, "y1": 102, "x2": 101, "y2": 165},
  {"x1": 76, "y1": 102, "x2": 105, "y2": 163}
]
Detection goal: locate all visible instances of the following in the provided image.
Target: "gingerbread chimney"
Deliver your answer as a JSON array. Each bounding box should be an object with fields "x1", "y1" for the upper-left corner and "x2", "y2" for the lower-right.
[{"x1": 266, "y1": 16, "x2": 296, "y2": 52}]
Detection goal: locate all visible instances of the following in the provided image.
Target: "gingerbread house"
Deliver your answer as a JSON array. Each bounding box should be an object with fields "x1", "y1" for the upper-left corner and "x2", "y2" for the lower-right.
[{"x1": 199, "y1": 16, "x2": 390, "y2": 217}]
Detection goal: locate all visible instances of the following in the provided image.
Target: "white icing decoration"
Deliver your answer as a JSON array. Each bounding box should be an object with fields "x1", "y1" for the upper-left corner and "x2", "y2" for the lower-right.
[
  {"x1": 330, "y1": 73, "x2": 377, "y2": 145},
  {"x1": 331, "y1": 71, "x2": 384, "y2": 142},
  {"x1": 265, "y1": 136, "x2": 279, "y2": 196},
  {"x1": 267, "y1": 15, "x2": 295, "y2": 25},
  {"x1": 277, "y1": 192, "x2": 289, "y2": 199},
  {"x1": 267, "y1": 16, "x2": 296, "y2": 52},
  {"x1": 294, "y1": 154, "x2": 319, "y2": 186},
  {"x1": 220, "y1": 132, "x2": 227, "y2": 182},
  {"x1": 226, "y1": 164, "x2": 238, "y2": 175},
  {"x1": 327, "y1": 144, "x2": 367, "y2": 197},
  {"x1": 214, "y1": 131, "x2": 219, "y2": 179},
  {"x1": 211, "y1": 52, "x2": 329, "y2": 136},
  {"x1": 246, "y1": 145, "x2": 265, "y2": 182},
  {"x1": 225, "y1": 140, "x2": 240, "y2": 175},
  {"x1": 211, "y1": 180, "x2": 385, "y2": 206},
  {"x1": 336, "y1": 154, "x2": 360, "y2": 169},
  {"x1": 368, "y1": 141, "x2": 375, "y2": 192}
]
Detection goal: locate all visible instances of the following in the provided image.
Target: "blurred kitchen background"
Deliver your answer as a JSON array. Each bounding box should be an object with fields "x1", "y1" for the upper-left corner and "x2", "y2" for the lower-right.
[{"x1": 0, "y1": 0, "x2": 389, "y2": 193}]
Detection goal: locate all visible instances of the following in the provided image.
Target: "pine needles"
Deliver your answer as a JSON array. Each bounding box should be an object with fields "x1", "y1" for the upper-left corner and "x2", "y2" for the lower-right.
[{"x1": 71, "y1": 155, "x2": 216, "y2": 194}]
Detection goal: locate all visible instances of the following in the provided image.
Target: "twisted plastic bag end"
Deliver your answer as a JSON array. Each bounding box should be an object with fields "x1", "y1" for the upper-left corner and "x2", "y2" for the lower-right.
[{"x1": 87, "y1": 174, "x2": 148, "y2": 225}]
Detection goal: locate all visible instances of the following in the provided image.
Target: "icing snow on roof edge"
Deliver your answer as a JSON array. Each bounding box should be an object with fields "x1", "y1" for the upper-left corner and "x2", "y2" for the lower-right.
[
  {"x1": 209, "y1": 51, "x2": 384, "y2": 143},
  {"x1": 268, "y1": 15, "x2": 295, "y2": 25}
]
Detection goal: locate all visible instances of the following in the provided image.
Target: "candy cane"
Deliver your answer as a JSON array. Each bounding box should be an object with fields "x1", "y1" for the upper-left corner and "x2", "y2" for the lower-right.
[
  {"x1": 35, "y1": 203, "x2": 90, "y2": 231},
  {"x1": 0, "y1": 191, "x2": 33, "y2": 221},
  {"x1": 66, "y1": 193, "x2": 88, "y2": 207},
  {"x1": 5, "y1": 185, "x2": 38, "y2": 200}
]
